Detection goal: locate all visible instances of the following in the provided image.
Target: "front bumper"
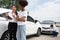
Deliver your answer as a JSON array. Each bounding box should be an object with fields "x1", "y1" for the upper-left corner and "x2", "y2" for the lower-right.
[{"x1": 41, "y1": 28, "x2": 53, "y2": 34}]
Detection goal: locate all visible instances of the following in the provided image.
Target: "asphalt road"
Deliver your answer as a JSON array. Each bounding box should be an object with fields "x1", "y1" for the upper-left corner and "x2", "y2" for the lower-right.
[{"x1": 27, "y1": 27, "x2": 60, "y2": 40}]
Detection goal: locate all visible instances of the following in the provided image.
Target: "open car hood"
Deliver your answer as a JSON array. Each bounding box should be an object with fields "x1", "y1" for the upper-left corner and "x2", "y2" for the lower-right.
[
  {"x1": 41, "y1": 24, "x2": 51, "y2": 28},
  {"x1": 0, "y1": 8, "x2": 12, "y2": 14}
]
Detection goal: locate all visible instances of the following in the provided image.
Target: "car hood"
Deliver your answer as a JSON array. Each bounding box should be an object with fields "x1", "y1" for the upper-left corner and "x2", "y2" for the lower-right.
[{"x1": 41, "y1": 24, "x2": 51, "y2": 28}]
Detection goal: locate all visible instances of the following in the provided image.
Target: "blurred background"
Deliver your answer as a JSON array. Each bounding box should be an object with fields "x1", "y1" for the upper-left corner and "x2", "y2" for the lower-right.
[{"x1": 0, "y1": 0, "x2": 60, "y2": 26}]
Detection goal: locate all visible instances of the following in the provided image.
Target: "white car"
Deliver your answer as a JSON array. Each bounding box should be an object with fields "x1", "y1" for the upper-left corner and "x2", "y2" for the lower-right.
[
  {"x1": 40, "y1": 20, "x2": 58, "y2": 34},
  {"x1": 0, "y1": 8, "x2": 41, "y2": 40}
]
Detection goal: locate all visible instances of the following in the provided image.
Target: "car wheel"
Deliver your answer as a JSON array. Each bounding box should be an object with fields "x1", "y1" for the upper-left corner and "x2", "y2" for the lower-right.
[
  {"x1": 1, "y1": 30, "x2": 10, "y2": 40},
  {"x1": 36, "y1": 28, "x2": 41, "y2": 37}
]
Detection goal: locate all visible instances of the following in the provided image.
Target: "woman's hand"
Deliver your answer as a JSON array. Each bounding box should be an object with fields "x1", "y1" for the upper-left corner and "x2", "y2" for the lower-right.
[
  {"x1": 12, "y1": 14, "x2": 16, "y2": 18},
  {"x1": 14, "y1": 15, "x2": 19, "y2": 21},
  {"x1": 15, "y1": 16, "x2": 26, "y2": 22},
  {"x1": 12, "y1": 14, "x2": 19, "y2": 21}
]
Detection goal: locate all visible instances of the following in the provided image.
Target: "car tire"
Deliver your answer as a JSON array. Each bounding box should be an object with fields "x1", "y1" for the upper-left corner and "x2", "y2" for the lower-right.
[
  {"x1": 1, "y1": 30, "x2": 10, "y2": 40},
  {"x1": 36, "y1": 28, "x2": 41, "y2": 37}
]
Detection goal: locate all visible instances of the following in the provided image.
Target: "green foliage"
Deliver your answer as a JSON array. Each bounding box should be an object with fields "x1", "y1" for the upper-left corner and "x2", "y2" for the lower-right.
[{"x1": 0, "y1": 0, "x2": 19, "y2": 10}]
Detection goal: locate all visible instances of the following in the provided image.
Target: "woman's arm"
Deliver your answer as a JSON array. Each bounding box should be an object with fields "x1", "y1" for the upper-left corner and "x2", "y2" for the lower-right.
[
  {"x1": 15, "y1": 11, "x2": 27, "y2": 22},
  {"x1": 5, "y1": 13, "x2": 9, "y2": 20},
  {"x1": 16, "y1": 16, "x2": 26, "y2": 22}
]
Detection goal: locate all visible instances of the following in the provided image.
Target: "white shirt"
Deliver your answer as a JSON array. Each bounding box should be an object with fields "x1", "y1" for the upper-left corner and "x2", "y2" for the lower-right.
[
  {"x1": 17, "y1": 11, "x2": 27, "y2": 25},
  {"x1": 53, "y1": 24, "x2": 59, "y2": 32},
  {"x1": 8, "y1": 11, "x2": 17, "y2": 22}
]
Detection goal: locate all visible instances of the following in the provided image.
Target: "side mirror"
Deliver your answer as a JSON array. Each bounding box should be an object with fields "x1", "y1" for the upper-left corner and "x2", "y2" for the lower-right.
[{"x1": 35, "y1": 20, "x2": 38, "y2": 23}]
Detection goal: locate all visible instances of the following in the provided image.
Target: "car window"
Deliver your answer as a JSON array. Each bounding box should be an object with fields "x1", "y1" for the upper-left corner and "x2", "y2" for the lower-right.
[
  {"x1": 0, "y1": 13, "x2": 6, "y2": 18},
  {"x1": 0, "y1": 13, "x2": 12, "y2": 20},
  {"x1": 27, "y1": 16, "x2": 34, "y2": 22}
]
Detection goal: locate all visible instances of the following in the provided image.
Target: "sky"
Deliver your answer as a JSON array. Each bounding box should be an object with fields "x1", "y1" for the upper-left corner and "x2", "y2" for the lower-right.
[{"x1": 26, "y1": 0, "x2": 60, "y2": 22}]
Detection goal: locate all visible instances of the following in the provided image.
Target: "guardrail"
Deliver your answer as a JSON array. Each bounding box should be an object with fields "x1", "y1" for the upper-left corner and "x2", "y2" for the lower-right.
[{"x1": 55, "y1": 22, "x2": 60, "y2": 27}]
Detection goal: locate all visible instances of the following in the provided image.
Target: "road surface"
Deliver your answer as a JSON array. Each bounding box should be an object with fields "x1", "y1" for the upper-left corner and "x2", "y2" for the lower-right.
[{"x1": 27, "y1": 27, "x2": 60, "y2": 40}]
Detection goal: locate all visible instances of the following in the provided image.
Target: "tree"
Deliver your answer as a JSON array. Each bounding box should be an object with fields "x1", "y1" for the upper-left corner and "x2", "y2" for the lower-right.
[
  {"x1": 0, "y1": 0, "x2": 10, "y2": 8},
  {"x1": 0, "y1": 0, "x2": 19, "y2": 10}
]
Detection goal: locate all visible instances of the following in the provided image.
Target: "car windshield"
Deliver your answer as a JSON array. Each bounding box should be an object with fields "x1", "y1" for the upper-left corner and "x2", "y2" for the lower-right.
[{"x1": 41, "y1": 20, "x2": 55, "y2": 24}]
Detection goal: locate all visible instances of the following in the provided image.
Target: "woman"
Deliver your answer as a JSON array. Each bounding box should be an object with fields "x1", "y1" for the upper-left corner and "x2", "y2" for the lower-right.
[
  {"x1": 6, "y1": 5, "x2": 18, "y2": 40},
  {"x1": 15, "y1": 0, "x2": 28, "y2": 40}
]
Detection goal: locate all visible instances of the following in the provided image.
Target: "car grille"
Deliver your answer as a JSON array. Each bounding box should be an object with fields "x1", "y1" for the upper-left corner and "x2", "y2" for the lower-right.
[{"x1": 42, "y1": 27, "x2": 50, "y2": 29}]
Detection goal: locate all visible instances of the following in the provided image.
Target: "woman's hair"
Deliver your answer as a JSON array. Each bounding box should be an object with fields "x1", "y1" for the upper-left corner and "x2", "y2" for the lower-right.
[
  {"x1": 11, "y1": 4, "x2": 16, "y2": 8},
  {"x1": 19, "y1": 0, "x2": 28, "y2": 7},
  {"x1": 12, "y1": 5, "x2": 18, "y2": 15},
  {"x1": 15, "y1": 11, "x2": 18, "y2": 15},
  {"x1": 50, "y1": 24, "x2": 53, "y2": 28}
]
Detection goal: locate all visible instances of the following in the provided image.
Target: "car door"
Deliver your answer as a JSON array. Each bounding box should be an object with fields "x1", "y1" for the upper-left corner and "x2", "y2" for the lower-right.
[
  {"x1": 0, "y1": 13, "x2": 8, "y2": 33},
  {"x1": 26, "y1": 16, "x2": 36, "y2": 35}
]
